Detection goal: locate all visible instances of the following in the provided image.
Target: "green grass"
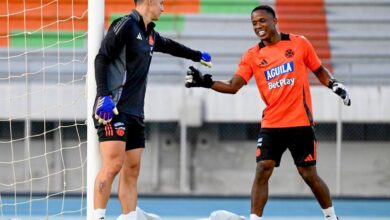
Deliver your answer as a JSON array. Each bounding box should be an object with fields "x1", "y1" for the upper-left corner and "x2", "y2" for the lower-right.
[
  {"x1": 10, "y1": 31, "x2": 86, "y2": 48},
  {"x1": 200, "y1": 0, "x2": 259, "y2": 14}
]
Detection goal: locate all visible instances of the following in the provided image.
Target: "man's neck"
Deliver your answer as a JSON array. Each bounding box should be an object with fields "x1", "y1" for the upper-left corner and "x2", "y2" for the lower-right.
[
  {"x1": 263, "y1": 32, "x2": 281, "y2": 46},
  {"x1": 135, "y1": 7, "x2": 151, "y2": 29}
]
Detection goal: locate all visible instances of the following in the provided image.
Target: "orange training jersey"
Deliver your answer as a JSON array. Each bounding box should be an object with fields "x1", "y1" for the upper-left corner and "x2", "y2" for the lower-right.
[{"x1": 235, "y1": 33, "x2": 321, "y2": 128}]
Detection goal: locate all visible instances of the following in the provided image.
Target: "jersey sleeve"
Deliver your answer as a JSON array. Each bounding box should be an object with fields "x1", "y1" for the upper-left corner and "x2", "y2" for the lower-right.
[
  {"x1": 94, "y1": 17, "x2": 131, "y2": 96},
  {"x1": 234, "y1": 50, "x2": 253, "y2": 83},
  {"x1": 154, "y1": 31, "x2": 202, "y2": 62},
  {"x1": 301, "y1": 36, "x2": 322, "y2": 72}
]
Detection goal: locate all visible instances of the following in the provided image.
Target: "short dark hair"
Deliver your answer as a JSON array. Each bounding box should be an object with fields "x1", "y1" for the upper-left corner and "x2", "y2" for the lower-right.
[
  {"x1": 134, "y1": 0, "x2": 143, "y2": 5},
  {"x1": 251, "y1": 5, "x2": 276, "y2": 18}
]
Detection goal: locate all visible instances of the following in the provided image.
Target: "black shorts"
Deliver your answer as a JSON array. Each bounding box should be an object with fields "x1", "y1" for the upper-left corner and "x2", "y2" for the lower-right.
[
  {"x1": 256, "y1": 126, "x2": 317, "y2": 167},
  {"x1": 96, "y1": 113, "x2": 145, "y2": 151}
]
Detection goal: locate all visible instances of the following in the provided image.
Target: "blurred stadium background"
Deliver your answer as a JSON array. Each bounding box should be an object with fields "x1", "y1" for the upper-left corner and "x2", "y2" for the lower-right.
[{"x1": 0, "y1": 0, "x2": 389, "y2": 219}]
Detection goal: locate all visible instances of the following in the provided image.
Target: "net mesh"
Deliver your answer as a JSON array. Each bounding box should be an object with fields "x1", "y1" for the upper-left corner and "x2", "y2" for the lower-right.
[{"x1": 0, "y1": 0, "x2": 87, "y2": 218}]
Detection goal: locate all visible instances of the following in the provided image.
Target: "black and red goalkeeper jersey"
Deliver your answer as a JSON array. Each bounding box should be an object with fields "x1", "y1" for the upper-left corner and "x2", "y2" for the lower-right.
[{"x1": 94, "y1": 10, "x2": 202, "y2": 118}]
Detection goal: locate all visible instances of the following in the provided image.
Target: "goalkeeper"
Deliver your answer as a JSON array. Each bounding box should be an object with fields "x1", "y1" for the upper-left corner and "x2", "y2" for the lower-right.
[
  {"x1": 185, "y1": 5, "x2": 350, "y2": 220},
  {"x1": 92, "y1": 0, "x2": 212, "y2": 219}
]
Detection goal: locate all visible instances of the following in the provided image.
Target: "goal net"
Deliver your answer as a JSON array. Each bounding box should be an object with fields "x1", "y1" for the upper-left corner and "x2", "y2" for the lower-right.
[{"x1": 0, "y1": 0, "x2": 88, "y2": 218}]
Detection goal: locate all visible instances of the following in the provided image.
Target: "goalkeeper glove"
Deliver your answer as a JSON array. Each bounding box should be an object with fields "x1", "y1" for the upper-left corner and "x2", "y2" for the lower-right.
[
  {"x1": 200, "y1": 52, "x2": 212, "y2": 68},
  {"x1": 185, "y1": 66, "x2": 214, "y2": 88},
  {"x1": 94, "y1": 96, "x2": 119, "y2": 125},
  {"x1": 328, "y1": 79, "x2": 351, "y2": 106}
]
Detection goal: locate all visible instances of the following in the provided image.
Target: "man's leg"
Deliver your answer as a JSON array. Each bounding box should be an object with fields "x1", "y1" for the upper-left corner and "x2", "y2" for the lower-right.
[
  {"x1": 251, "y1": 160, "x2": 276, "y2": 217},
  {"x1": 297, "y1": 166, "x2": 338, "y2": 220},
  {"x1": 118, "y1": 148, "x2": 143, "y2": 214},
  {"x1": 297, "y1": 166, "x2": 332, "y2": 208},
  {"x1": 94, "y1": 141, "x2": 126, "y2": 210}
]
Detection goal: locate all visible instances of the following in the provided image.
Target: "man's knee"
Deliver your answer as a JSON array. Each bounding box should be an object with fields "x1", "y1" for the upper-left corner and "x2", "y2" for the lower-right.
[
  {"x1": 254, "y1": 160, "x2": 275, "y2": 182},
  {"x1": 123, "y1": 162, "x2": 141, "y2": 179},
  {"x1": 256, "y1": 160, "x2": 275, "y2": 173},
  {"x1": 297, "y1": 166, "x2": 318, "y2": 183},
  {"x1": 102, "y1": 161, "x2": 123, "y2": 179}
]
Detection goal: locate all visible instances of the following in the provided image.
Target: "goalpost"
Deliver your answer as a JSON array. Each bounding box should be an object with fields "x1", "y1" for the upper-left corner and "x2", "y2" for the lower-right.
[
  {"x1": 3, "y1": 0, "x2": 196, "y2": 219},
  {"x1": 0, "y1": 0, "x2": 98, "y2": 219},
  {"x1": 87, "y1": 0, "x2": 104, "y2": 219}
]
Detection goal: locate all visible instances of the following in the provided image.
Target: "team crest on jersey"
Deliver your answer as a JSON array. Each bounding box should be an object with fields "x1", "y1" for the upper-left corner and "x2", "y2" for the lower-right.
[
  {"x1": 148, "y1": 35, "x2": 154, "y2": 45},
  {"x1": 149, "y1": 35, "x2": 154, "y2": 56},
  {"x1": 264, "y1": 61, "x2": 294, "y2": 81},
  {"x1": 285, "y1": 48, "x2": 294, "y2": 58}
]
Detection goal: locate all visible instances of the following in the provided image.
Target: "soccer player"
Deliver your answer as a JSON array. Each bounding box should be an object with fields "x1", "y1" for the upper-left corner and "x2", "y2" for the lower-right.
[
  {"x1": 185, "y1": 5, "x2": 350, "y2": 220},
  {"x1": 92, "y1": 0, "x2": 212, "y2": 219}
]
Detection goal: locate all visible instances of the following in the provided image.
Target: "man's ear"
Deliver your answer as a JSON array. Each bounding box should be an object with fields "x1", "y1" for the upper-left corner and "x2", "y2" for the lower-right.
[{"x1": 273, "y1": 17, "x2": 278, "y2": 26}]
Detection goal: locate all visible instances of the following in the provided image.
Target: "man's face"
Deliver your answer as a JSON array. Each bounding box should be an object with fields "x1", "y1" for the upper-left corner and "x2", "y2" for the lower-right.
[
  {"x1": 251, "y1": 9, "x2": 277, "y2": 40},
  {"x1": 149, "y1": 0, "x2": 164, "y2": 21}
]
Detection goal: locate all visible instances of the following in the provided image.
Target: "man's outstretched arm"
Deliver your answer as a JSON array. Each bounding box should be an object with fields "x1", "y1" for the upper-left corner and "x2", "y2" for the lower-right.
[
  {"x1": 185, "y1": 66, "x2": 246, "y2": 94},
  {"x1": 313, "y1": 65, "x2": 351, "y2": 106},
  {"x1": 313, "y1": 65, "x2": 334, "y2": 87},
  {"x1": 211, "y1": 75, "x2": 246, "y2": 94},
  {"x1": 154, "y1": 34, "x2": 212, "y2": 67}
]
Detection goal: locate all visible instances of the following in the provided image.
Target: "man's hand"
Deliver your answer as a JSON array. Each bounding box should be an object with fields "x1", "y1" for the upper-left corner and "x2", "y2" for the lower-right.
[
  {"x1": 200, "y1": 52, "x2": 212, "y2": 68},
  {"x1": 185, "y1": 66, "x2": 214, "y2": 88},
  {"x1": 94, "y1": 96, "x2": 119, "y2": 125},
  {"x1": 329, "y1": 80, "x2": 351, "y2": 106}
]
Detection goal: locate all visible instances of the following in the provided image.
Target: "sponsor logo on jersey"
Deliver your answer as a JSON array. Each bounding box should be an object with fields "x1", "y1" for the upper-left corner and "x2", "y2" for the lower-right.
[
  {"x1": 268, "y1": 77, "x2": 295, "y2": 90},
  {"x1": 259, "y1": 59, "x2": 268, "y2": 67},
  {"x1": 264, "y1": 61, "x2": 294, "y2": 81},
  {"x1": 137, "y1": 33, "x2": 142, "y2": 40}
]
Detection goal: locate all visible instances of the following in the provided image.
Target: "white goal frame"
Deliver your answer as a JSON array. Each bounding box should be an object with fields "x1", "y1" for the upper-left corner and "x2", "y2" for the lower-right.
[{"x1": 87, "y1": 0, "x2": 104, "y2": 219}]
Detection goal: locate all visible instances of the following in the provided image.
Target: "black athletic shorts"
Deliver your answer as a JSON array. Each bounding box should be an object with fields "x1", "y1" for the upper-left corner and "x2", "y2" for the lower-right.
[
  {"x1": 256, "y1": 126, "x2": 317, "y2": 167},
  {"x1": 96, "y1": 113, "x2": 145, "y2": 151}
]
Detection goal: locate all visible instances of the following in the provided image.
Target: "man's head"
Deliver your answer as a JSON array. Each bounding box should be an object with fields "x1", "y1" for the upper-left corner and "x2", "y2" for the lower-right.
[
  {"x1": 135, "y1": 0, "x2": 164, "y2": 22},
  {"x1": 251, "y1": 5, "x2": 278, "y2": 41}
]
